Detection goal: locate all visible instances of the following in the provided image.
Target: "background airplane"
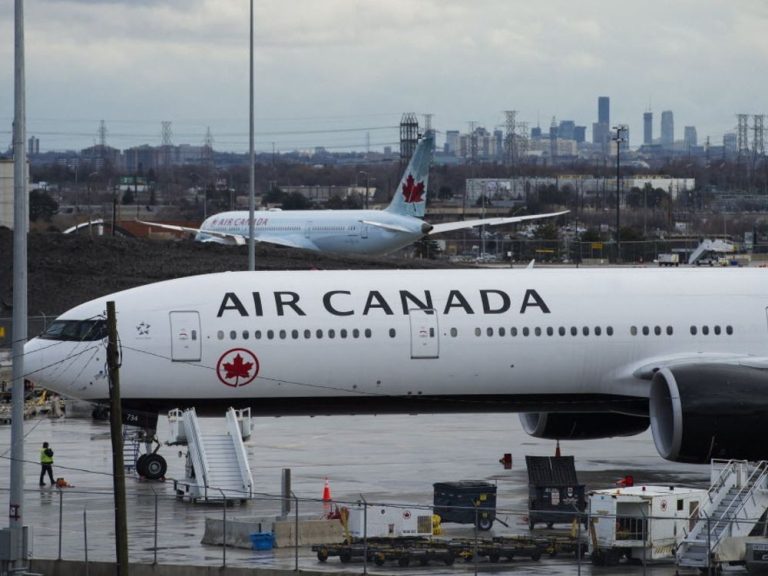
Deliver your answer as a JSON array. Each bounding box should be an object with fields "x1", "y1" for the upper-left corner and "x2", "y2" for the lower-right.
[
  {"x1": 141, "y1": 133, "x2": 566, "y2": 256},
  {"x1": 24, "y1": 266, "x2": 768, "y2": 478}
]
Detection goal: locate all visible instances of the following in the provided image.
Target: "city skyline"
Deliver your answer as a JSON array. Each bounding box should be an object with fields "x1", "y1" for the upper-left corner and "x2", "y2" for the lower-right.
[{"x1": 1, "y1": 1, "x2": 767, "y2": 153}]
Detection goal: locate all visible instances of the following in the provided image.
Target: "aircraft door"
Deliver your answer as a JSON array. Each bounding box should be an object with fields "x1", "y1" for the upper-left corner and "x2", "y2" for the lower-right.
[
  {"x1": 304, "y1": 221, "x2": 312, "y2": 239},
  {"x1": 170, "y1": 311, "x2": 201, "y2": 362},
  {"x1": 409, "y1": 308, "x2": 439, "y2": 359},
  {"x1": 361, "y1": 224, "x2": 369, "y2": 239}
]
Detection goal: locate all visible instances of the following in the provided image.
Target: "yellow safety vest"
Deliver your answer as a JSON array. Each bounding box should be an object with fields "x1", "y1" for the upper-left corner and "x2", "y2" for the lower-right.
[{"x1": 40, "y1": 448, "x2": 53, "y2": 465}]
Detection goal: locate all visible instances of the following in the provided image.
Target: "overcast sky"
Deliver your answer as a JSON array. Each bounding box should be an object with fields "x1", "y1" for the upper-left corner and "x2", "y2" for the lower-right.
[{"x1": 1, "y1": 0, "x2": 767, "y2": 153}]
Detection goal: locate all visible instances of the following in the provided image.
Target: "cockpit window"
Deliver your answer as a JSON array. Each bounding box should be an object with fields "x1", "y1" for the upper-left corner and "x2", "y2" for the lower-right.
[{"x1": 39, "y1": 320, "x2": 108, "y2": 341}]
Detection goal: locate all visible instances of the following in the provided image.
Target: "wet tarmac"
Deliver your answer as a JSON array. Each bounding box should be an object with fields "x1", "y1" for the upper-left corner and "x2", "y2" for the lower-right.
[{"x1": 0, "y1": 412, "x2": 713, "y2": 574}]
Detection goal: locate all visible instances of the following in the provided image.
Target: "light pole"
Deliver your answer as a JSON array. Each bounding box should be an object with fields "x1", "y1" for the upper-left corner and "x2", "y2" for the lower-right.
[
  {"x1": 358, "y1": 171, "x2": 370, "y2": 209},
  {"x1": 612, "y1": 126, "x2": 627, "y2": 263}
]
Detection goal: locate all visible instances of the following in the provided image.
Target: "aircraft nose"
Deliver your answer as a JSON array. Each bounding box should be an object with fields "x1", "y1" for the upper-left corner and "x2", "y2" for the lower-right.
[
  {"x1": 23, "y1": 337, "x2": 45, "y2": 385},
  {"x1": 421, "y1": 222, "x2": 434, "y2": 234}
]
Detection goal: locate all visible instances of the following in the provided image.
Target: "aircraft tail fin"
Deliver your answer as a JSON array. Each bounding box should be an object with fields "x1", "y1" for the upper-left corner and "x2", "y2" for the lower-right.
[{"x1": 385, "y1": 132, "x2": 434, "y2": 218}]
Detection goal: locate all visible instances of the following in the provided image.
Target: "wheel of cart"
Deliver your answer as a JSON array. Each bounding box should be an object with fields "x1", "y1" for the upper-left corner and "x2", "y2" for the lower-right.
[
  {"x1": 476, "y1": 515, "x2": 494, "y2": 530},
  {"x1": 339, "y1": 551, "x2": 352, "y2": 563},
  {"x1": 316, "y1": 547, "x2": 329, "y2": 562},
  {"x1": 373, "y1": 553, "x2": 386, "y2": 566},
  {"x1": 443, "y1": 553, "x2": 455, "y2": 566}
]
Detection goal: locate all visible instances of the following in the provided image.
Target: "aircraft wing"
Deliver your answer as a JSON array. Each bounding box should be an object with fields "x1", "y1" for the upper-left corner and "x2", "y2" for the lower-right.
[
  {"x1": 428, "y1": 210, "x2": 569, "y2": 235},
  {"x1": 137, "y1": 220, "x2": 243, "y2": 245}
]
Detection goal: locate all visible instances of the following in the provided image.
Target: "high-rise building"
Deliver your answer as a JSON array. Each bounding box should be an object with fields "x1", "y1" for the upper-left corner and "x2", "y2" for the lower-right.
[
  {"x1": 593, "y1": 96, "x2": 610, "y2": 152},
  {"x1": 27, "y1": 136, "x2": 40, "y2": 156},
  {"x1": 643, "y1": 112, "x2": 653, "y2": 145},
  {"x1": 558, "y1": 120, "x2": 575, "y2": 141},
  {"x1": 574, "y1": 126, "x2": 587, "y2": 143},
  {"x1": 683, "y1": 126, "x2": 697, "y2": 149},
  {"x1": 598, "y1": 96, "x2": 610, "y2": 125},
  {"x1": 660, "y1": 110, "x2": 674, "y2": 148},
  {"x1": 444, "y1": 130, "x2": 460, "y2": 155}
]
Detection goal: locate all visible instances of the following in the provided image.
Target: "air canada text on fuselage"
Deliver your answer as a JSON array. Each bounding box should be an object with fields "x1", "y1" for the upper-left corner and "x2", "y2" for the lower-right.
[{"x1": 216, "y1": 288, "x2": 550, "y2": 318}]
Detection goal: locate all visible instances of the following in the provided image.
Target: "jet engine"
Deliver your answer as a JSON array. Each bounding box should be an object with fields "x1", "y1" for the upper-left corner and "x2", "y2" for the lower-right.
[
  {"x1": 520, "y1": 412, "x2": 649, "y2": 441},
  {"x1": 650, "y1": 364, "x2": 768, "y2": 463}
]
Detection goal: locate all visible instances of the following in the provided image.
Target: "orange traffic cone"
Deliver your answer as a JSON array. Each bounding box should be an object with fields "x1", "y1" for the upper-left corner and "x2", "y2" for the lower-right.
[
  {"x1": 555, "y1": 440, "x2": 561, "y2": 458},
  {"x1": 322, "y1": 478, "x2": 332, "y2": 502}
]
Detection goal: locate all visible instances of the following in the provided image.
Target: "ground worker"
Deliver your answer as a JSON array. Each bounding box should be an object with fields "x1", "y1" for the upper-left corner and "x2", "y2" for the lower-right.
[{"x1": 39, "y1": 441, "x2": 54, "y2": 486}]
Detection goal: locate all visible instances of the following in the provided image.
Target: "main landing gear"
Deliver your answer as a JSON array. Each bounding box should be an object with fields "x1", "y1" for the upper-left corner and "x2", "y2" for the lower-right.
[{"x1": 135, "y1": 433, "x2": 168, "y2": 480}]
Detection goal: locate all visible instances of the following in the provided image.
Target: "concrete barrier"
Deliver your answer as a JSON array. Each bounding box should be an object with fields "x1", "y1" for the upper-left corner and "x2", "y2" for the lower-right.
[
  {"x1": 202, "y1": 516, "x2": 344, "y2": 549},
  {"x1": 30, "y1": 559, "x2": 330, "y2": 576}
]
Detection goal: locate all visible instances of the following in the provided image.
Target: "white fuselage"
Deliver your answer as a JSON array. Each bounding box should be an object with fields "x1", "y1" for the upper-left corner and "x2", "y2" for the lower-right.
[
  {"x1": 23, "y1": 268, "x2": 768, "y2": 417},
  {"x1": 198, "y1": 210, "x2": 428, "y2": 255}
]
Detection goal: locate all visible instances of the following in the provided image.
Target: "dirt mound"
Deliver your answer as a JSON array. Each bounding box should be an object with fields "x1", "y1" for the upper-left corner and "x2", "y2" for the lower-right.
[{"x1": 0, "y1": 227, "x2": 463, "y2": 317}]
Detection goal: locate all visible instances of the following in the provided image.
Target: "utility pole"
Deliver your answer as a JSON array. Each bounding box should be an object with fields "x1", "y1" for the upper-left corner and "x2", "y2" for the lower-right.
[
  {"x1": 7, "y1": 0, "x2": 29, "y2": 570},
  {"x1": 248, "y1": 0, "x2": 256, "y2": 271},
  {"x1": 612, "y1": 126, "x2": 626, "y2": 263},
  {"x1": 107, "y1": 301, "x2": 129, "y2": 576}
]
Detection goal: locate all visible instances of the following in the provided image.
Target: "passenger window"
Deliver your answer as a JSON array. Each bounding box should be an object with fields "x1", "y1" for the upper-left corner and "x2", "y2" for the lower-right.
[
  {"x1": 511, "y1": 327, "x2": 518, "y2": 337},
  {"x1": 217, "y1": 330, "x2": 224, "y2": 340},
  {"x1": 279, "y1": 329, "x2": 286, "y2": 339},
  {"x1": 191, "y1": 330, "x2": 197, "y2": 340},
  {"x1": 230, "y1": 330, "x2": 237, "y2": 340},
  {"x1": 328, "y1": 329, "x2": 335, "y2": 339},
  {"x1": 364, "y1": 329, "x2": 372, "y2": 338},
  {"x1": 255, "y1": 330, "x2": 262, "y2": 339},
  {"x1": 498, "y1": 327, "x2": 506, "y2": 337},
  {"x1": 475, "y1": 327, "x2": 482, "y2": 337},
  {"x1": 714, "y1": 325, "x2": 721, "y2": 335},
  {"x1": 594, "y1": 326, "x2": 601, "y2": 336},
  {"x1": 654, "y1": 326, "x2": 661, "y2": 336},
  {"x1": 607, "y1": 326, "x2": 614, "y2": 336},
  {"x1": 631, "y1": 326, "x2": 638, "y2": 336},
  {"x1": 582, "y1": 326, "x2": 589, "y2": 336},
  {"x1": 534, "y1": 327, "x2": 541, "y2": 337},
  {"x1": 559, "y1": 327, "x2": 566, "y2": 336},
  {"x1": 666, "y1": 326, "x2": 673, "y2": 335},
  {"x1": 450, "y1": 327, "x2": 458, "y2": 337},
  {"x1": 389, "y1": 328, "x2": 396, "y2": 338},
  {"x1": 523, "y1": 327, "x2": 530, "y2": 337},
  {"x1": 316, "y1": 329, "x2": 323, "y2": 339},
  {"x1": 487, "y1": 327, "x2": 494, "y2": 337},
  {"x1": 304, "y1": 329, "x2": 311, "y2": 339},
  {"x1": 291, "y1": 329, "x2": 299, "y2": 339},
  {"x1": 726, "y1": 325, "x2": 733, "y2": 335},
  {"x1": 642, "y1": 326, "x2": 649, "y2": 336},
  {"x1": 702, "y1": 326, "x2": 709, "y2": 335},
  {"x1": 353, "y1": 329, "x2": 360, "y2": 338},
  {"x1": 267, "y1": 330, "x2": 275, "y2": 340},
  {"x1": 690, "y1": 326, "x2": 697, "y2": 335},
  {"x1": 242, "y1": 330, "x2": 249, "y2": 340},
  {"x1": 546, "y1": 327, "x2": 553, "y2": 336},
  {"x1": 341, "y1": 329, "x2": 348, "y2": 339}
]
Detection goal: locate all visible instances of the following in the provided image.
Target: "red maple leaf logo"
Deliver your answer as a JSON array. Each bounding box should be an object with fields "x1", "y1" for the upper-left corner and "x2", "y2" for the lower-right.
[
  {"x1": 223, "y1": 354, "x2": 253, "y2": 382},
  {"x1": 401, "y1": 175, "x2": 425, "y2": 204}
]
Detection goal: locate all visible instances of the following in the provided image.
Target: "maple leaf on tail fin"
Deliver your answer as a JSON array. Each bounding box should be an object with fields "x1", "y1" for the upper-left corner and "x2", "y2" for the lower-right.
[{"x1": 401, "y1": 175, "x2": 425, "y2": 204}]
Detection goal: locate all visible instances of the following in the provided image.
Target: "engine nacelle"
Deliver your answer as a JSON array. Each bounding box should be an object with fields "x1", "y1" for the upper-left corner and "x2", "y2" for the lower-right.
[
  {"x1": 520, "y1": 412, "x2": 649, "y2": 441},
  {"x1": 650, "y1": 364, "x2": 768, "y2": 463}
]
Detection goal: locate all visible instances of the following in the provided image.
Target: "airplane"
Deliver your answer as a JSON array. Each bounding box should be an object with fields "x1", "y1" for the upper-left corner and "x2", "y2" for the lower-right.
[
  {"x1": 23, "y1": 266, "x2": 768, "y2": 479},
  {"x1": 140, "y1": 133, "x2": 567, "y2": 256}
]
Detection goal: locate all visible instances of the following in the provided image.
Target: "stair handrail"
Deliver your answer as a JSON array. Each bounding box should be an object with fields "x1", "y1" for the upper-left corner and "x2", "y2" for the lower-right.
[
  {"x1": 706, "y1": 461, "x2": 768, "y2": 552},
  {"x1": 226, "y1": 407, "x2": 253, "y2": 499},
  {"x1": 182, "y1": 407, "x2": 211, "y2": 499},
  {"x1": 683, "y1": 459, "x2": 739, "y2": 542}
]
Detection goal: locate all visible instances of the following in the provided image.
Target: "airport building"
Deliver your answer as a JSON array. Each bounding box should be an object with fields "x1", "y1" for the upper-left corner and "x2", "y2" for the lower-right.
[{"x1": 0, "y1": 158, "x2": 30, "y2": 229}]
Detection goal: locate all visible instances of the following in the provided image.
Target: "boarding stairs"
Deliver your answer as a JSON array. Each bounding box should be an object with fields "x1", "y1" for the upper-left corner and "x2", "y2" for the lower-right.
[
  {"x1": 171, "y1": 407, "x2": 253, "y2": 503},
  {"x1": 687, "y1": 238, "x2": 734, "y2": 265},
  {"x1": 677, "y1": 460, "x2": 768, "y2": 570}
]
